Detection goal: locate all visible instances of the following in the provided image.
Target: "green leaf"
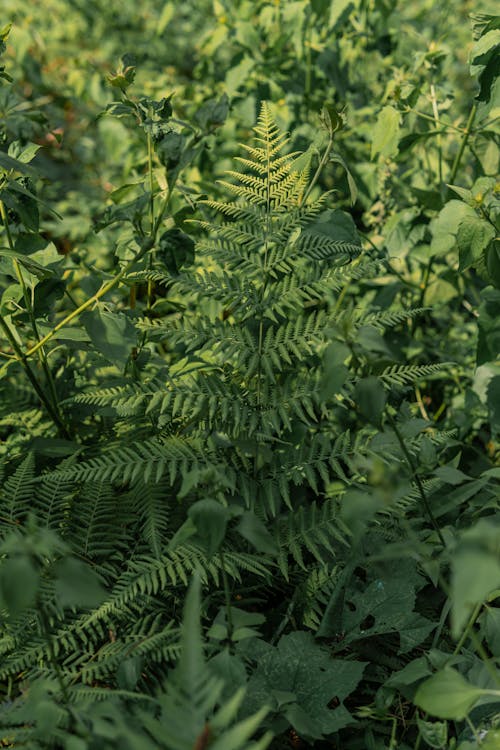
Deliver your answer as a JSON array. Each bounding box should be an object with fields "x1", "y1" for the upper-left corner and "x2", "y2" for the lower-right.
[
  {"x1": 0, "y1": 151, "x2": 38, "y2": 176},
  {"x1": 329, "y1": 0, "x2": 355, "y2": 28},
  {"x1": 416, "y1": 717, "x2": 448, "y2": 749},
  {"x1": 477, "y1": 287, "x2": 500, "y2": 364},
  {"x1": 487, "y1": 375, "x2": 500, "y2": 436},
  {"x1": 330, "y1": 152, "x2": 357, "y2": 205},
  {"x1": 236, "y1": 512, "x2": 278, "y2": 556},
  {"x1": 0, "y1": 556, "x2": 39, "y2": 616},
  {"x1": 433, "y1": 466, "x2": 471, "y2": 485},
  {"x1": 429, "y1": 200, "x2": 472, "y2": 257},
  {"x1": 354, "y1": 376, "x2": 386, "y2": 427},
  {"x1": 457, "y1": 213, "x2": 495, "y2": 270},
  {"x1": 188, "y1": 499, "x2": 231, "y2": 558},
  {"x1": 451, "y1": 549, "x2": 500, "y2": 637},
  {"x1": 319, "y1": 342, "x2": 350, "y2": 401},
  {"x1": 8, "y1": 141, "x2": 42, "y2": 164},
  {"x1": 371, "y1": 106, "x2": 400, "y2": 159},
  {"x1": 54, "y1": 557, "x2": 106, "y2": 609},
  {"x1": 194, "y1": 94, "x2": 229, "y2": 130},
  {"x1": 225, "y1": 58, "x2": 255, "y2": 97},
  {"x1": 414, "y1": 668, "x2": 485, "y2": 720},
  {"x1": 245, "y1": 632, "x2": 365, "y2": 740},
  {"x1": 158, "y1": 227, "x2": 195, "y2": 275},
  {"x1": 82, "y1": 308, "x2": 138, "y2": 369}
]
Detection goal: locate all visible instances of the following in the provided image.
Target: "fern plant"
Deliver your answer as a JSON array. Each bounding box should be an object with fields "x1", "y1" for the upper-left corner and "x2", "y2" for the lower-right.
[{"x1": 0, "y1": 99, "x2": 457, "y2": 749}]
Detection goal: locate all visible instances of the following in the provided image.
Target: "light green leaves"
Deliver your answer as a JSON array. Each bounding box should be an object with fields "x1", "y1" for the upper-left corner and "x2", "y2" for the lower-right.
[
  {"x1": 414, "y1": 668, "x2": 500, "y2": 720},
  {"x1": 457, "y1": 213, "x2": 495, "y2": 271},
  {"x1": 371, "y1": 106, "x2": 401, "y2": 159},
  {"x1": 450, "y1": 519, "x2": 500, "y2": 637}
]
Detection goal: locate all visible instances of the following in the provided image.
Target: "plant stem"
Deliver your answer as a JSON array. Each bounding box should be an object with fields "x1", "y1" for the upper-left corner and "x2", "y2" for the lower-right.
[
  {"x1": 449, "y1": 103, "x2": 477, "y2": 185},
  {"x1": 429, "y1": 84, "x2": 443, "y2": 194},
  {"x1": 0, "y1": 200, "x2": 66, "y2": 431},
  {"x1": 0, "y1": 314, "x2": 68, "y2": 436},
  {"x1": 299, "y1": 127, "x2": 335, "y2": 206},
  {"x1": 147, "y1": 131, "x2": 155, "y2": 308},
  {"x1": 22, "y1": 253, "x2": 141, "y2": 360},
  {"x1": 387, "y1": 412, "x2": 446, "y2": 547},
  {"x1": 219, "y1": 550, "x2": 234, "y2": 642},
  {"x1": 406, "y1": 107, "x2": 467, "y2": 134}
]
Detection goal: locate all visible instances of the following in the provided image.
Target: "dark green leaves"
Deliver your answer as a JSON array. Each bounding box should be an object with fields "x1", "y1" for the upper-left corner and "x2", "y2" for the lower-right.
[
  {"x1": 354, "y1": 376, "x2": 386, "y2": 427},
  {"x1": 54, "y1": 557, "x2": 106, "y2": 609},
  {"x1": 245, "y1": 632, "x2": 366, "y2": 740},
  {"x1": 188, "y1": 499, "x2": 231, "y2": 558},
  {"x1": 319, "y1": 341, "x2": 350, "y2": 401},
  {"x1": 82, "y1": 308, "x2": 138, "y2": 368},
  {"x1": 0, "y1": 556, "x2": 39, "y2": 616},
  {"x1": 194, "y1": 94, "x2": 229, "y2": 130},
  {"x1": 158, "y1": 227, "x2": 195, "y2": 275}
]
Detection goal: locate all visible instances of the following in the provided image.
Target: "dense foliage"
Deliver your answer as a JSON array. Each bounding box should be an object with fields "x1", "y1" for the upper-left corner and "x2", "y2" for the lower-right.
[{"x1": 0, "y1": 2, "x2": 499, "y2": 748}]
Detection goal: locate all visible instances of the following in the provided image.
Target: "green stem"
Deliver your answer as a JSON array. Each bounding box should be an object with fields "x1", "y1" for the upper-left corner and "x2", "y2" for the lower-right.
[
  {"x1": 449, "y1": 103, "x2": 477, "y2": 185},
  {"x1": 22, "y1": 251, "x2": 143, "y2": 360},
  {"x1": 387, "y1": 412, "x2": 446, "y2": 548},
  {"x1": 219, "y1": 550, "x2": 234, "y2": 642},
  {"x1": 147, "y1": 132, "x2": 156, "y2": 309},
  {"x1": 0, "y1": 314, "x2": 68, "y2": 435},
  {"x1": 429, "y1": 84, "x2": 443, "y2": 194},
  {"x1": 406, "y1": 107, "x2": 466, "y2": 134},
  {"x1": 300, "y1": 128, "x2": 335, "y2": 206}
]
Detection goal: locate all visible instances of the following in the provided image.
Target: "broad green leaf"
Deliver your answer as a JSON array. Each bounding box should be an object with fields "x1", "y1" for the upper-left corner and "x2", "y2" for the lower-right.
[
  {"x1": 188, "y1": 499, "x2": 231, "y2": 557},
  {"x1": 385, "y1": 657, "x2": 431, "y2": 690},
  {"x1": 354, "y1": 376, "x2": 386, "y2": 427},
  {"x1": 487, "y1": 375, "x2": 500, "y2": 436},
  {"x1": 54, "y1": 557, "x2": 106, "y2": 609},
  {"x1": 236, "y1": 511, "x2": 278, "y2": 555},
  {"x1": 0, "y1": 556, "x2": 39, "y2": 616},
  {"x1": 477, "y1": 287, "x2": 500, "y2": 364},
  {"x1": 483, "y1": 605, "x2": 500, "y2": 654},
  {"x1": 429, "y1": 200, "x2": 472, "y2": 257},
  {"x1": 457, "y1": 214, "x2": 495, "y2": 270},
  {"x1": 0, "y1": 151, "x2": 38, "y2": 176},
  {"x1": 414, "y1": 668, "x2": 485, "y2": 720},
  {"x1": 8, "y1": 141, "x2": 42, "y2": 164},
  {"x1": 158, "y1": 227, "x2": 195, "y2": 275},
  {"x1": 82, "y1": 308, "x2": 138, "y2": 369},
  {"x1": 433, "y1": 466, "x2": 471, "y2": 485},
  {"x1": 471, "y1": 29, "x2": 500, "y2": 66},
  {"x1": 329, "y1": 0, "x2": 356, "y2": 28},
  {"x1": 194, "y1": 94, "x2": 229, "y2": 130},
  {"x1": 319, "y1": 341, "x2": 350, "y2": 401},
  {"x1": 245, "y1": 632, "x2": 365, "y2": 740},
  {"x1": 371, "y1": 106, "x2": 400, "y2": 159},
  {"x1": 451, "y1": 549, "x2": 500, "y2": 637}
]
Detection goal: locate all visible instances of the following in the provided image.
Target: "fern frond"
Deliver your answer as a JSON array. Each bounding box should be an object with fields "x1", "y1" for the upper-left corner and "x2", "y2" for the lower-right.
[
  {"x1": 379, "y1": 362, "x2": 453, "y2": 387},
  {"x1": 275, "y1": 498, "x2": 348, "y2": 580},
  {"x1": 47, "y1": 436, "x2": 212, "y2": 486},
  {"x1": 0, "y1": 452, "x2": 35, "y2": 528}
]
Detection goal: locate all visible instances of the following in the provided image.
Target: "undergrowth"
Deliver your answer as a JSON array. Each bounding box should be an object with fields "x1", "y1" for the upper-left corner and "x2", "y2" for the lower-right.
[{"x1": 0, "y1": 4, "x2": 499, "y2": 749}]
